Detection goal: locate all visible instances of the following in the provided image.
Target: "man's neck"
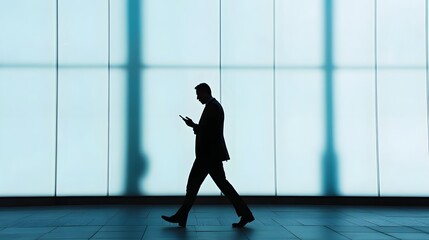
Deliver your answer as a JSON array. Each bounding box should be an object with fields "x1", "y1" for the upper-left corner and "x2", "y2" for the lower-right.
[{"x1": 204, "y1": 97, "x2": 214, "y2": 105}]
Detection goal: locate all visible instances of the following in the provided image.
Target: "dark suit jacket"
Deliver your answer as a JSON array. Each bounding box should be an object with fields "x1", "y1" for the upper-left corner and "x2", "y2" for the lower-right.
[{"x1": 193, "y1": 98, "x2": 230, "y2": 162}]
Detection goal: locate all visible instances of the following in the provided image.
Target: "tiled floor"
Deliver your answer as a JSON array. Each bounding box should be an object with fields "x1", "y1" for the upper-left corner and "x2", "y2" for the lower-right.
[{"x1": 1, "y1": 204, "x2": 429, "y2": 239}]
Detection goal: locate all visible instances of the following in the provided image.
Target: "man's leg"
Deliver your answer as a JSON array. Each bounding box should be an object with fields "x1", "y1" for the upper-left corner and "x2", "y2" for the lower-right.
[
  {"x1": 175, "y1": 160, "x2": 208, "y2": 219},
  {"x1": 208, "y1": 161, "x2": 253, "y2": 219}
]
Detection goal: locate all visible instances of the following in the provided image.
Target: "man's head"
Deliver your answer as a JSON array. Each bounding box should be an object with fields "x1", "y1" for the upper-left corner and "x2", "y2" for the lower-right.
[{"x1": 195, "y1": 83, "x2": 212, "y2": 104}]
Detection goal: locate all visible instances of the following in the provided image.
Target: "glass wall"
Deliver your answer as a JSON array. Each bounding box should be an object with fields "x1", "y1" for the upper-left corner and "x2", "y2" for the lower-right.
[
  {"x1": 56, "y1": 0, "x2": 109, "y2": 196},
  {"x1": 377, "y1": 0, "x2": 428, "y2": 196},
  {"x1": 333, "y1": 0, "x2": 378, "y2": 196},
  {"x1": 221, "y1": 0, "x2": 275, "y2": 195},
  {"x1": 0, "y1": 0, "x2": 57, "y2": 196},
  {"x1": 0, "y1": 0, "x2": 428, "y2": 196}
]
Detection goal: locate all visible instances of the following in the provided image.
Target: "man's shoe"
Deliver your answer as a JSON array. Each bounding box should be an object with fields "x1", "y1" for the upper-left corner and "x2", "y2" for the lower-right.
[
  {"x1": 232, "y1": 215, "x2": 255, "y2": 228},
  {"x1": 161, "y1": 215, "x2": 187, "y2": 227}
]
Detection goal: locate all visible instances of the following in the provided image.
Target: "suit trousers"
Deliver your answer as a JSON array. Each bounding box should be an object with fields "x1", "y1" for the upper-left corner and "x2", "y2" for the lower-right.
[{"x1": 176, "y1": 159, "x2": 253, "y2": 219}]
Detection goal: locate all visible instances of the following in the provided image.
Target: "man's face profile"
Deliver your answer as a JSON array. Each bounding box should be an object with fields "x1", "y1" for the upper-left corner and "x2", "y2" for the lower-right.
[{"x1": 196, "y1": 90, "x2": 210, "y2": 105}]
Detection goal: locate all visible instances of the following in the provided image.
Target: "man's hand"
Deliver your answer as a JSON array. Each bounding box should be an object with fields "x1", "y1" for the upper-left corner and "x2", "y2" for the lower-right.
[
  {"x1": 180, "y1": 115, "x2": 196, "y2": 128},
  {"x1": 184, "y1": 117, "x2": 195, "y2": 128}
]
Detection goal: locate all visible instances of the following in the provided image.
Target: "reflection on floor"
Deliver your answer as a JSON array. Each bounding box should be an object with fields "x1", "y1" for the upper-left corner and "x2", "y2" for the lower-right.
[{"x1": 1, "y1": 204, "x2": 429, "y2": 239}]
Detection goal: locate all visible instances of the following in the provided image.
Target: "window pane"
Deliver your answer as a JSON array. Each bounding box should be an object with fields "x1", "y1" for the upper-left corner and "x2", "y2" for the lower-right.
[
  {"x1": 334, "y1": 70, "x2": 378, "y2": 196},
  {"x1": 108, "y1": 69, "x2": 127, "y2": 196},
  {"x1": 142, "y1": 0, "x2": 219, "y2": 66},
  {"x1": 58, "y1": 0, "x2": 108, "y2": 65},
  {"x1": 334, "y1": 0, "x2": 375, "y2": 67},
  {"x1": 0, "y1": 0, "x2": 56, "y2": 65},
  {"x1": 377, "y1": 0, "x2": 426, "y2": 67},
  {"x1": 276, "y1": 70, "x2": 325, "y2": 195},
  {"x1": 57, "y1": 0, "x2": 109, "y2": 196},
  {"x1": 110, "y1": 0, "x2": 127, "y2": 66},
  {"x1": 0, "y1": 0, "x2": 56, "y2": 196},
  {"x1": 378, "y1": 70, "x2": 429, "y2": 196},
  {"x1": 333, "y1": 0, "x2": 378, "y2": 196},
  {"x1": 275, "y1": 0, "x2": 323, "y2": 67},
  {"x1": 57, "y1": 69, "x2": 108, "y2": 196},
  {"x1": 221, "y1": 70, "x2": 275, "y2": 195},
  {"x1": 221, "y1": 0, "x2": 273, "y2": 66},
  {"x1": 0, "y1": 70, "x2": 56, "y2": 196}
]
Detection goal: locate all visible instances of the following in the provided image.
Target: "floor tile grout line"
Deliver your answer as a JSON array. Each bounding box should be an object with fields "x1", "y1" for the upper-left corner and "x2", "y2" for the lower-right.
[
  {"x1": 138, "y1": 225, "x2": 147, "y2": 240},
  {"x1": 280, "y1": 225, "x2": 308, "y2": 240}
]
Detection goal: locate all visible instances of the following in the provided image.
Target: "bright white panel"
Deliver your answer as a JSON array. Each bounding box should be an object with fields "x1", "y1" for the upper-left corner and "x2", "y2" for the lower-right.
[
  {"x1": 221, "y1": 70, "x2": 275, "y2": 195},
  {"x1": 334, "y1": 70, "x2": 378, "y2": 196},
  {"x1": 378, "y1": 70, "x2": 429, "y2": 196},
  {"x1": 0, "y1": 0, "x2": 56, "y2": 65},
  {"x1": 334, "y1": 0, "x2": 375, "y2": 66},
  {"x1": 0, "y1": 70, "x2": 56, "y2": 196},
  {"x1": 141, "y1": 69, "x2": 220, "y2": 195},
  {"x1": 58, "y1": 0, "x2": 108, "y2": 65},
  {"x1": 275, "y1": 0, "x2": 323, "y2": 66},
  {"x1": 57, "y1": 69, "x2": 108, "y2": 196},
  {"x1": 142, "y1": 0, "x2": 219, "y2": 66},
  {"x1": 276, "y1": 70, "x2": 325, "y2": 195},
  {"x1": 221, "y1": 0, "x2": 273, "y2": 66},
  {"x1": 377, "y1": 0, "x2": 426, "y2": 67}
]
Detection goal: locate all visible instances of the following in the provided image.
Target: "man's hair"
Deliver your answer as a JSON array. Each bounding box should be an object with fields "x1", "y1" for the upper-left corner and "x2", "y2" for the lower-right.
[{"x1": 195, "y1": 83, "x2": 211, "y2": 95}]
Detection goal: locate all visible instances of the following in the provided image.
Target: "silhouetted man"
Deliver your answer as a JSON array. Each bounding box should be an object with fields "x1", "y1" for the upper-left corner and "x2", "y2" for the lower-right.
[{"x1": 162, "y1": 83, "x2": 254, "y2": 228}]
